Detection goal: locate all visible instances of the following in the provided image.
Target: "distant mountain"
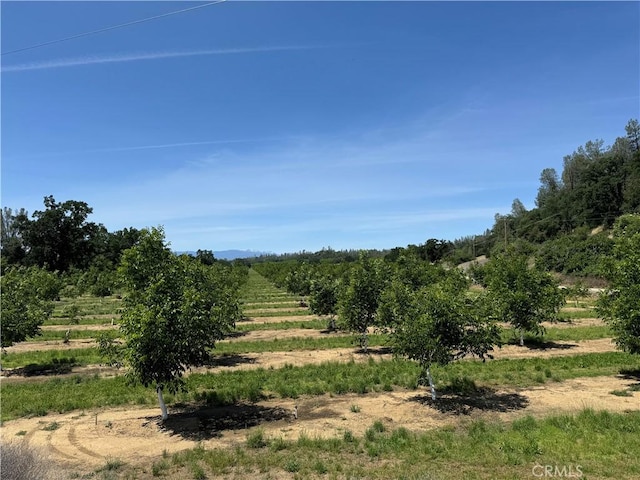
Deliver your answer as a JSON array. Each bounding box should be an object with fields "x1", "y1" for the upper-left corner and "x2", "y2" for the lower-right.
[
  {"x1": 214, "y1": 249, "x2": 271, "y2": 260},
  {"x1": 175, "y1": 250, "x2": 270, "y2": 260}
]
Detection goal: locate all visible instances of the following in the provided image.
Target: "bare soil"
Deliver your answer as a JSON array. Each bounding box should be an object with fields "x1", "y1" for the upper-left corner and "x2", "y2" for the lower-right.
[
  {"x1": 2, "y1": 375, "x2": 637, "y2": 477},
  {"x1": 0, "y1": 338, "x2": 618, "y2": 382}
]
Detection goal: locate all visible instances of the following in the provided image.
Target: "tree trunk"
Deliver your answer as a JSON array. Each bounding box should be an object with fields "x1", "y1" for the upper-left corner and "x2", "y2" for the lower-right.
[
  {"x1": 520, "y1": 329, "x2": 524, "y2": 347},
  {"x1": 157, "y1": 385, "x2": 168, "y2": 421},
  {"x1": 329, "y1": 316, "x2": 336, "y2": 332},
  {"x1": 427, "y1": 367, "x2": 436, "y2": 400},
  {"x1": 361, "y1": 332, "x2": 368, "y2": 353}
]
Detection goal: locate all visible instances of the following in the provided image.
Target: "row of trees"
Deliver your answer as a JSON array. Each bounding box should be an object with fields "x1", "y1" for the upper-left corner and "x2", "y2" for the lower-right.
[{"x1": 259, "y1": 246, "x2": 566, "y2": 399}]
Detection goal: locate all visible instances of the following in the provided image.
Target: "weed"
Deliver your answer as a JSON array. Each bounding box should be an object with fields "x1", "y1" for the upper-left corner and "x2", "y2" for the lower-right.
[
  {"x1": 190, "y1": 463, "x2": 206, "y2": 480},
  {"x1": 246, "y1": 429, "x2": 267, "y2": 449},
  {"x1": 350, "y1": 404, "x2": 361, "y2": 413},
  {"x1": 343, "y1": 430, "x2": 356, "y2": 443},
  {"x1": 284, "y1": 459, "x2": 300, "y2": 472},
  {"x1": 101, "y1": 458, "x2": 125, "y2": 471},
  {"x1": 42, "y1": 421, "x2": 60, "y2": 431},
  {"x1": 313, "y1": 460, "x2": 328, "y2": 474},
  {"x1": 610, "y1": 389, "x2": 633, "y2": 397},
  {"x1": 151, "y1": 459, "x2": 169, "y2": 476}
]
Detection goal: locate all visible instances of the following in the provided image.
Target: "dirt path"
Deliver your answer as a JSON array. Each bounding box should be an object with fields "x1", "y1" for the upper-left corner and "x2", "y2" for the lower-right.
[
  {"x1": 2, "y1": 375, "x2": 637, "y2": 477},
  {"x1": 0, "y1": 338, "x2": 618, "y2": 383}
]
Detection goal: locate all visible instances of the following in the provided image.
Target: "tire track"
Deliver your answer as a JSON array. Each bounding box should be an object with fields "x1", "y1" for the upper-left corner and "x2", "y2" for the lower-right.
[{"x1": 67, "y1": 425, "x2": 105, "y2": 459}]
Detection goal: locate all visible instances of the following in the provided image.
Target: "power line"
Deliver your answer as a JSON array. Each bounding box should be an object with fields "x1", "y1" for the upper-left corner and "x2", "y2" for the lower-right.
[{"x1": 1, "y1": 1, "x2": 226, "y2": 56}]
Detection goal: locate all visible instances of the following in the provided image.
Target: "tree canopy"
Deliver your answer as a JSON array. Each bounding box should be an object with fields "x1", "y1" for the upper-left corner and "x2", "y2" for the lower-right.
[
  {"x1": 108, "y1": 227, "x2": 242, "y2": 419},
  {"x1": 597, "y1": 214, "x2": 640, "y2": 355}
]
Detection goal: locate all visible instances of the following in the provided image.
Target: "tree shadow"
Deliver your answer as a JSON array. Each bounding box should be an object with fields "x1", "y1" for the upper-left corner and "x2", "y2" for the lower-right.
[
  {"x1": 204, "y1": 354, "x2": 256, "y2": 368},
  {"x1": 410, "y1": 386, "x2": 529, "y2": 415},
  {"x1": 354, "y1": 346, "x2": 393, "y2": 355},
  {"x1": 508, "y1": 339, "x2": 577, "y2": 350},
  {"x1": 158, "y1": 403, "x2": 292, "y2": 441},
  {"x1": 4, "y1": 358, "x2": 77, "y2": 377},
  {"x1": 225, "y1": 330, "x2": 249, "y2": 339},
  {"x1": 619, "y1": 368, "x2": 640, "y2": 380},
  {"x1": 618, "y1": 369, "x2": 640, "y2": 390}
]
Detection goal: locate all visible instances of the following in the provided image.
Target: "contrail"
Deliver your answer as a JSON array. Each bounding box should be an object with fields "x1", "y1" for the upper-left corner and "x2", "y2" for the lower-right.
[
  {"x1": 1, "y1": 1, "x2": 227, "y2": 56},
  {"x1": 8, "y1": 137, "x2": 289, "y2": 160},
  {"x1": 2, "y1": 45, "x2": 324, "y2": 73}
]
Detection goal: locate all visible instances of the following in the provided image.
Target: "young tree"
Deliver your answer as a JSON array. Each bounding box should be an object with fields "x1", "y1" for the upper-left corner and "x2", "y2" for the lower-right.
[
  {"x1": 597, "y1": 214, "x2": 640, "y2": 354},
  {"x1": 338, "y1": 253, "x2": 389, "y2": 351},
  {"x1": 108, "y1": 227, "x2": 240, "y2": 420},
  {"x1": 484, "y1": 248, "x2": 565, "y2": 346},
  {"x1": 385, "y1": 278, "x2": 500, "y2": 400},
  {"x1": 1, "y1": 267, "x2": 60, "y2": 347},
  {"x1": 309, "y1": 276, "x2": 340, "y2": 331}
]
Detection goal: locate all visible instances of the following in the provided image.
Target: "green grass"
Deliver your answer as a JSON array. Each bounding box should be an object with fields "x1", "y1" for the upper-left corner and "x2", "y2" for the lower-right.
[
  {"x1": 558, "y1": 309, "x2": 600, "y2": 320},
  {"x1": 214, "y1": 334, "x2": 389, "y2": 355},
  {"x1": 242, "y1": 301, "x2": 302, "y2": 309},
  {"x1": 0, "y1": 348, "x2": 104, "y2": 369},
  {"x1": 235, "y1": 319, "x2": 328, "y2": 332},
  {"x1": 26, "y1": 329, "x2": 119, "y2": 342},
  {"x1": 1, "y1": 324, "x2": 614, "y2": 370},
  {"x1": 2, "y1": 353, "x2": 638, "y2": 421},
  {"x1": 243, "y1": 309, "x2": 312, "y2": 318},
  {"x1": 502, "y1": 325, "x2": 612, "y2": 345},
  {"x1": 120, "y1": 409, "x2": 640, "y2": 479},
  {"x1": 51, "y1": 295, "x2": 122, "y2": 316},
  {"x1": 43, "y1": 316, "x2": 120, "y2": 326}
]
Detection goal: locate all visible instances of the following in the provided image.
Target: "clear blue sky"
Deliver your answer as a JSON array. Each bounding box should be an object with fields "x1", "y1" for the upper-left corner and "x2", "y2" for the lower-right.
[{"x1": 2, "y1": 1, "x2": 638, "y2": 254}]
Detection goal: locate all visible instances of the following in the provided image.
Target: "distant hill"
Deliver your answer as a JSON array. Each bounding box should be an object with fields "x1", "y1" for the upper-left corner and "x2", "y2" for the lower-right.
[
  {"x1": 214, "y1": 249, "x2": 271, "y2": 260},
  {"x1": 175, "y1": 250, "x2": 271, "y2": 260}
]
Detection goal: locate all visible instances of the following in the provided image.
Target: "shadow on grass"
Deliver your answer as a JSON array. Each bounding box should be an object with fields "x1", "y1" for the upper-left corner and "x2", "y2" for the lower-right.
[
  {"x1": 410, "y1": 385, "x2": 529, "y2": 415},
  {"x1": 159, "y1": 403, "x2": 291, "y2": 441},
  {"x1": 354, "y1": 346, "x2": 393, "y2": 355},
  {"x1": 618, "y1": 368, "x2": 640, "y2": 391},
  {"x1": 204, "y1": 354, "x2": 256, "y2": 368},
  {"x1": 4, "y1": 358, "x2": 77, "y2": 377},
  {"x1": 225, "y1": 330, "x2": 249, "y2": 339}
]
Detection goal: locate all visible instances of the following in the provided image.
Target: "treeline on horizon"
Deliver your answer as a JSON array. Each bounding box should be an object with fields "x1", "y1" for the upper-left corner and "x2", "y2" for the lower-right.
[
  {"x1": 253, "y1": 119, "x2": 640, "y2": 278},
  {"x1": 1, "y1": 119, "x2": 639, "y2": 281}
]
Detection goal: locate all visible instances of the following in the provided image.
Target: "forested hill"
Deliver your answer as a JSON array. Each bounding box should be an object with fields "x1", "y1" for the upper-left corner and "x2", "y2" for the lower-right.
[{"x1": 447, "y1": 119, "x2": 640, "y2": 269}]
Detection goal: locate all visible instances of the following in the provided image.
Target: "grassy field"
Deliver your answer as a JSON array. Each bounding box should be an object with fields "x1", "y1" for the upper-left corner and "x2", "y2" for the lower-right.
[
  {"x1": 2, "y1": 352, "x2": 638, "y2": 422},
  {"x1": 145, "y1": 409, "x2": 640, "y2": 480}
]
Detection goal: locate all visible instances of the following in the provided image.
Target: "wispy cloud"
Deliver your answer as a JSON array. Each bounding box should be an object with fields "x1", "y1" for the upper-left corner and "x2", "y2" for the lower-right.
[
  {"x1": 2, "y1": 45, "x2": 329, "y2": 73},
  {"x1": 8, "y1": 136, "x2": 295, "y2": 160}
]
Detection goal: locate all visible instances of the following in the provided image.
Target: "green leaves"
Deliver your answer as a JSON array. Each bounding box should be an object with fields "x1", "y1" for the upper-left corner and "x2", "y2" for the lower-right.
[
  {"x1": 597, "y1": 214, "x2": 640, "y2": 355},
  {"x1": 113, "y1": 227, "x2": 243, "y2": 394},
  {"x1": 484, "y1": 248, "x2": 565, "y2": 341},
  {"x1": 1, "y1": 267, "x2": 59, "y2": 347}
]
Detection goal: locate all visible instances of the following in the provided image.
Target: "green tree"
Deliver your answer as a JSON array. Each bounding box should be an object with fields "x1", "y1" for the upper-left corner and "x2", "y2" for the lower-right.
[
  {"x1": 309, "y1": 276, "x2": 340, "y2": 331},
  {"x1": 386, "y1": 278, "x2": 500, "y2": 400},
  {"x1": 485, "y1": 248, "x2": 565, "y2": 346},
  {"x1": 108, "y1": 227, "x2": 240, "y2": 420},
  {"x1": 1, "y1": 207, "x2": 28, "y2": 268},
  {"x1": 338, "y1": 253, "x2": 389, "y2": 351},
  {"x1": 16, "y1": 196, "x2": 102, "y2": 271},
  {"x1": 597, "y1": 214, "x2": 640, "y2": 354},
  {"x1": 1, "y1": 267, "x2": 60, "y2": 347}
]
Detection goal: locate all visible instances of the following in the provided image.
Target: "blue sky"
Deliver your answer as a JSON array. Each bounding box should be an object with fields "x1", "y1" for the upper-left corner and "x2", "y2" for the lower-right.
[{"x1": 2, "y1": 1, "x2": 638, "y2": 254}]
